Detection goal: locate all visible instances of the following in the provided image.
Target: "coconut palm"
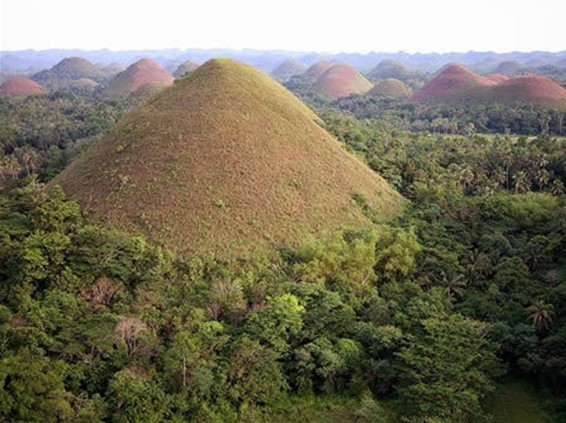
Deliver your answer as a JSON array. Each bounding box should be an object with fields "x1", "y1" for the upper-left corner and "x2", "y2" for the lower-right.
[
  {"x1": 440, "y1": 271, "x2": 466, "y2": 299},
  {"x1": 526, "y1": 300, "x2": 554, "y2": 332}
]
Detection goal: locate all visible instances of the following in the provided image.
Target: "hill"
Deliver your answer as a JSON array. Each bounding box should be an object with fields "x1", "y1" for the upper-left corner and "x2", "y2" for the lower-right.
[
  {"x1": 173, "y1": 60, "x2": 199, "y2": 78},
  {"x1": 489, "y1": 75, "x2": 566, "y2": 107},
  {"x1": 271, "y1": 59, "x2": 307, "y2": 81},
  {"x1": 52, "y1": 59, "x2": 403, "y2": 257},
  {"x1": 492, "y1": 60, "x2": 524, "y2": 76},
  {"x1": 315, "y1": 63, "x2": 373, "y2": 100},
  {"x1": 412, "y1": 63, "x2": 495, "y2": 103},
  {"x1": 413, "y1": 64, "x2": 566, "y2": 109},
  {"x1": 101, "y1": 58, "x2": 174, "y2": 99},
  {"x1": 303, "y1": 60, "x2": 334, "y2": 81},
  {"x1": 32, "y1": 57, "x2": 105, "y2": 89},
  {"x1": 367, "y1": 78, "x2": 412, "y2": 98},
  {"x1": 368, "y1": 59, "x2": 409, "y2": 80},
  {"x1": 0, "y1": 77, "x2": 46, "y2": 97}
]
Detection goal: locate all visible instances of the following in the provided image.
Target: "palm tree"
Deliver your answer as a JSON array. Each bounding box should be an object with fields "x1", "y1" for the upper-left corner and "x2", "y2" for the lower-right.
[
  {"x1": 441, "y1": 271, "x2": 466, "y2": 300},
  {"x1": 526, "y1": 300, "x2": 554, "y2": 332}
]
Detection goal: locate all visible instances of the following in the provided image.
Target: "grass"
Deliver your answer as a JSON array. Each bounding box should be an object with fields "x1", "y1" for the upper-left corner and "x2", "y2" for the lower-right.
[
  {"x1": 51, "y1": 59, "x2": 404, "y2": 258},
  {"x1": 315, "y1": 63, "x2": 373, "y2": 100},
  {"x1": 486, "y1": 379, "x2": 556, "y2": 423},
  {"x1": 101, "y1": 59, "x2": 173, "y2": 99}
]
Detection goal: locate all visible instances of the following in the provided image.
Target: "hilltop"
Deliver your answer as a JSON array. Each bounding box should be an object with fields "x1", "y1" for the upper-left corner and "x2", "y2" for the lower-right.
[
  {"x1": 173, "y1": 60, "x2": 199, "y2": 78},
  {"x1": 52, "y1": 59, "x2": 403, "y2": 257},
  {"x1": 412, "y1": 63, "x2": 495, "y2": 103},
  {"x1": 367, "y1": 78, "x2": 412, "y2": 98},
  {"x1": 0, "y1": 77, "x2": 46, "y2": 97},
  {"x1": 303, "y1": 60, "x2": 334, "y2": 81},
  {"x1": 271, "y1": 59, "x2": 307, "y2": 81},
  {"x1": 315, "y1": 63, "x2": 373, "y2": 100},
  {"x1": 32, "y1": 57, "x2": 105, "y2": 89},
  {"x1": 101, "y1": 58, "x2": 174, "y2": 99},
  {"x1": 368, "y1": 59, "x2": 409, "y2": 80}
]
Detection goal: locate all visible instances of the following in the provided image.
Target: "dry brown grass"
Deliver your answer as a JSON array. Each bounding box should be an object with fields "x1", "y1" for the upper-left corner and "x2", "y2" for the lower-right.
[
  {"x1": 315, "y1": 63, "x2": 373, "y2": 100},
  {"x1": 412, "y1": 63, "x2": 495, "y2": 103},
  {"x1": 51, "y1": 59, "x2": 404, "y2": 258},
  {"x1": 413, "y1": 64, "x2": 566, "y2": 109},
  {"x1": 0, "y1": 77, "x2": 46, "y2": 97},
  {"x1": 102, "y1": 58, "x2": 174, "y2": 99}
]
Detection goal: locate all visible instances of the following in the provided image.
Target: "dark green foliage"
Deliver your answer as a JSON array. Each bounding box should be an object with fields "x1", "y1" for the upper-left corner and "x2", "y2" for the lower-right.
[{"x1": 1, "y1": 99, "x2": 565, "y2": 421}]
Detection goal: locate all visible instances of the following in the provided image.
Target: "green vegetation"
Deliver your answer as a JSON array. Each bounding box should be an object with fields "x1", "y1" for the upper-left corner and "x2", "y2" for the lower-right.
[
  {"x1": 1, "y1": 58, "x2": 566, "y2": 422},
  {"x1": 0, "y1": 92, "x2": 127, "y2": 182}
]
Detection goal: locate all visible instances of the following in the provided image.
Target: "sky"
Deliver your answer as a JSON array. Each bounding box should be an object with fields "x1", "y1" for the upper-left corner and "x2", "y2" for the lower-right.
[{"x1": 1, "y1": 0, "x2": 565, "y2": 53}]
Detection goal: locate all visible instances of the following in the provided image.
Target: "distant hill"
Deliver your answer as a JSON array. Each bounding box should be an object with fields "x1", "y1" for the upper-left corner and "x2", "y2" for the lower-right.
[
  {"x1": 100, "y1": 62, "x2": 125, "y2": 77},
  {"x1": 101, "y1": 58, "x2": 174, "y2": 99},
  {"x1": 489, "y1": 75, "x2": 566, "y2": 107},
  {"x1": 412, "y1": 64, "x2": 495, "y2": 103},
  {"x1": 303, "y1": 61, "x2": 334, "y2": 81},
  {"x1": 492, "y1": 61, "x2": 524, "y2": 76},
  {"x1": 52, "y1": 59, "x2": 403, "y2": 257},
  {"x1": 0, "y1": 77, "x2": 46, "y2": 97},
  {"x1": 32, "y1": 57, "x2": 106, "y2": 89},
  {"x1": 315, "y1": 63, "x2": 373, "y2": 100},
  {"x1": 368, "y1": 59, "x2": 409, "y2": 79},
  {"x1": 173, "y1": 60, "x2": 199, "y2": 78},
  {"x1": 413, "y1": 63, "x2": 566, "y2": 109},
  {"x1": 367, "y1": 78, "x2": 412, "y2": 98},
  {"x1": 271, "y1": 59, "x2": 307, "y2": 81}
]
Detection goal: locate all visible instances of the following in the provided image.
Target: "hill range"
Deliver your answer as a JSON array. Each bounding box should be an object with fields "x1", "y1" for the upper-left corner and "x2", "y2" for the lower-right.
[{"x1": 412, "y1": 63, "x2": 566, "y2": 108}]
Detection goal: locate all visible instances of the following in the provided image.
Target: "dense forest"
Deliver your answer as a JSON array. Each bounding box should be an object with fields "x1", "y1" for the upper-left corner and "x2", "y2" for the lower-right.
[{"x1": 1, "y1": 84, "x2": 565, "y2": 421}]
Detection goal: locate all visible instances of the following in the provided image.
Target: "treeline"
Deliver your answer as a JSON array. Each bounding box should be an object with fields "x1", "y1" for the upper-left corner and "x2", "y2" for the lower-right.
[
  {"x1": 0, "y1": 92, "x2": 127, "y2": 183},
  {"x1": 330, "y1": 97, "x2": 566, "y2": 136}
]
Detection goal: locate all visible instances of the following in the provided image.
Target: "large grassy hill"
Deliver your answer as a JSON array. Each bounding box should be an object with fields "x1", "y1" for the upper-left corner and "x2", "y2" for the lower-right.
[{"x1": 52, "y1": 59, "x2": 404, "y2": 257}]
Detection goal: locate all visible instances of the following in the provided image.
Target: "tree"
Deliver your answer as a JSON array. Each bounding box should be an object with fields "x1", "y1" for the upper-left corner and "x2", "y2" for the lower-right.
[
  {"x1": 396, "y1": 314, "x2": 501, "y2": 422},
  {"x1": 0, "y1": 350, "x2": 74, "y2": 422},
  {"x1": 245, "y1": 294, "x2": 304, "y2": 352},
  {"x1": 527, "y1": 300, "x2": 554, "y2": 333},
  {"x1": 107, "y1": 369, "x2": 169, "y2": 423}
]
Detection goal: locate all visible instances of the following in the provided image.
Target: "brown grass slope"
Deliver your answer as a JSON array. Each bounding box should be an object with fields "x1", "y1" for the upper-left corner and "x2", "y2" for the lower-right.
[
  {"x1": 173, "y1": 61, "x2": 199, "y2": 78},
  {"x1": 102, "y1": 58, "x2": 174, "y2": 99},
  {"x1": 316, "y1": 63, "x2": 373, "y2": 100},
  {"x1": 487, "y1": 75, "x2": 566, "y2": 109},
  {"x1": 0, "y1": 77, "x2": 46, "y2": 97},
  {"x1": 412, "y1": 63, "x2": 495, "y2": 103},
  {"x1": 368, "y1": 78, "x2": 412, "y2": 98},
  {"x1": 52, "y1": 59, "x2": 403, "y2": 257}
]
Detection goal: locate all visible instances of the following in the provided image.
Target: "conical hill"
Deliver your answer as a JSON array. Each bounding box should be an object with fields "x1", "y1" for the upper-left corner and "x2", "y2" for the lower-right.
[{"x1": 52, "y1": 59, "x2": 404, "y2": 257}]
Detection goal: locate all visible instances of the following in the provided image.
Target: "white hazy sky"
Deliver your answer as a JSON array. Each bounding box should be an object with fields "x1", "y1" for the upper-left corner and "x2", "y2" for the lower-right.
[{"x1": 1, "y1": 0, "x2": 565, "y2": 53}]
